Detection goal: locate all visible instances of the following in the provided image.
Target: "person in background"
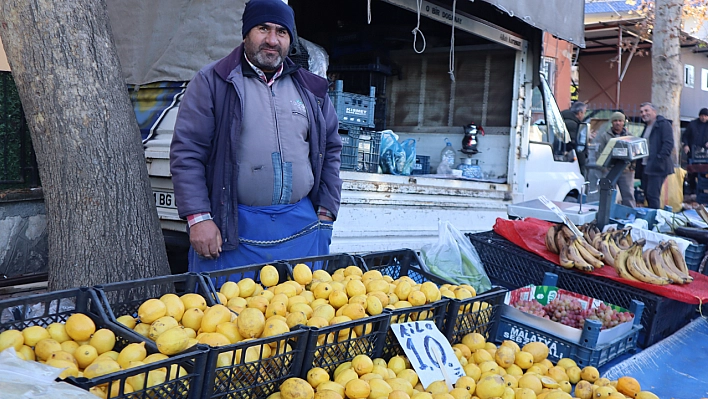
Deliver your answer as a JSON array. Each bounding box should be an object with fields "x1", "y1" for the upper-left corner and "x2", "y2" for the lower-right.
[
  {"x1": 561, "y1": 101, "x2": 588, "y2": 176},
  {"x1": 594, "y1": 112, "x2": 635, "y2": 207},
  {"x1": 635, "y1": 102, "x2": 674, "y2": 209},
  {"x1": 170, "y1": 0, "x2": 342, "y2": 272},
  {"x1": 682, "y1": 107, "x2": 708, "y2": 156}
]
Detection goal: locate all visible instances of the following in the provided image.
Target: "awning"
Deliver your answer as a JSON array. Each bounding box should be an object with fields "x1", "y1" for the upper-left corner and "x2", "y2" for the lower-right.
[{"x1": 481, "y1": 0, "x2": 586, "y2": 48}]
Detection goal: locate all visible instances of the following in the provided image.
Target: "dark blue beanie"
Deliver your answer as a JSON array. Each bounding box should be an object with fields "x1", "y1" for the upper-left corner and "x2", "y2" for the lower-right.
[{"x1": 242, "y1": 0, "x2": 295, "y2": 42}]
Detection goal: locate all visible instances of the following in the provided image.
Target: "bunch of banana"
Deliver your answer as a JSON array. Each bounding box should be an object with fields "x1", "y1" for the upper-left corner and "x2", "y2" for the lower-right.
[
  {"x1": 613, "y1": 238, "x2": 693, "y2": 285},
  {"x1": 545, "y1": 223, "x2": 604, "y2": 272},
  {"x1": 591, "y1": 227, "x2": 633, "y2": 268},
  {"x1": 653, "y1": 240, "x2": 693, "y2": 284}
]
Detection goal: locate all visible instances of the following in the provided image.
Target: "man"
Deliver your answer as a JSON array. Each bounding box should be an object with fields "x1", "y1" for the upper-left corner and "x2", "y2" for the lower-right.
[
  {"x1": 170, "y1": 0, "x2": 342, "y2": 272},
  {"x1": 561, "y1": 101, "x2": 588, "y2": 175},
  {"x1": 635, "y1": 102, "x2": 674, "y2": 209},
  {"x1": 594, "y1": 112, "x2": 635, "y2": 207},
  {"x1": 681, "y1": 107, "x2": 708, "y2": 156}
]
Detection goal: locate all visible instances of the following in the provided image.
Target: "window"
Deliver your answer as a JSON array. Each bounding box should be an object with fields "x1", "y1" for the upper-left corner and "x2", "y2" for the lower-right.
[
  {"x1": 703, "y1": 68, "x2": 708, "y2": 91},
  {"x1": 685, "y1": 65, "x2": 694, "y2": 88}
]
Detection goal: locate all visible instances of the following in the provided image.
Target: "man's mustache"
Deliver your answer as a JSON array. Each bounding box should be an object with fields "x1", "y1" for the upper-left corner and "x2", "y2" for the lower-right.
[{"x1": 259, "y1": 44, "x2": 282, "y2": 53}]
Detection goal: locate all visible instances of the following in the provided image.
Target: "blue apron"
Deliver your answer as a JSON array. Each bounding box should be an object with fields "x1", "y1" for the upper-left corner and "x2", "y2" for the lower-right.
[{"x1": 188, "y1": 197, "x2": 333, "y2": 273}]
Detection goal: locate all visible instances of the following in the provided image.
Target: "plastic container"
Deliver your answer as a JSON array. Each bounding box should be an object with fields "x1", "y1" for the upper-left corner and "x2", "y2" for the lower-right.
[
  {"x1": 467, "y1": 230, "x2": 697, "y2": 347},
  {"x1": 355, "y1": 249, "x2": 455, "y2": 285},
  {"x1": 202, "y1": 329, "x2": 308, "y2": 399},
  {"x1": 301, "y1": 313, "x2": 389, "y2": 376},
  {"x1": 379, "y1": 299, "x2": 450, "y2": 360},
  {"x1": 411, "y1": 155, "x2": 430, "y2": 175},
  {"x1": 282, "y1": 253, "x2": 359, "y2": 273},
  {"x1": 440, "y1": 139, "x2": 456, "y2": 169},
  {"x1": 328, "y1": 80, "x2": 376, "y2": 128},
  {"x1": 457, "y1": 157, "x2": 483, "y2": 179},
  {"x1": 94, "y1": 272, "x2": 217, "y2": 336},
  {"x1": 0, "y1": 287, "x2": 209, "y2": 399},
  {"x1": 443, "y1": 286, "x2": 507, "y2": 344},
  {"x1": 339, "y1": 126, "x2": 381, "y2": 173},
  {"x1": 201, "y1": 262, "x2": 292, "y2": 293}
]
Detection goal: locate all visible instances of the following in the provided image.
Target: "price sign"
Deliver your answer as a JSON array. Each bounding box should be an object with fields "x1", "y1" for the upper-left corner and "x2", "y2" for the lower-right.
[{"x1": 391, "y1": 321, "x2": 465, "y2": 389}]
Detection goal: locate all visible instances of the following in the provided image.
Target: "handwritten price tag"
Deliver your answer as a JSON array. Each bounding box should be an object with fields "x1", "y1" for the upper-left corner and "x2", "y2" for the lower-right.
[{"x1": 391, "y1": 321, "x2": 465, "y2": 389}]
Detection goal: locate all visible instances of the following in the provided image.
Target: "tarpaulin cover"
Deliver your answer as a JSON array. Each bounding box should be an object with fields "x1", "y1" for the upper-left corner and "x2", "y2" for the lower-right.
[
  {"x1": 492, "y1": 217, "x2": 708, "y2": 305},
  {"x1": 602, "y1": 316, "x2": 708, "y2": 398}
]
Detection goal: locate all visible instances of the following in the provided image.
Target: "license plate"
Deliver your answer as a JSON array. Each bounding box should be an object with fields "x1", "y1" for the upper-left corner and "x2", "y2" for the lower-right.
[{"x1": 153, "y1": 190, "x2": 177, "y2": 209}]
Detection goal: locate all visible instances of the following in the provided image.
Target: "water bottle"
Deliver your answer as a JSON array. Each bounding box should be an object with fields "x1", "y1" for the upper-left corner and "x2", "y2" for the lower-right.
[{"x1": 440, "y1": 138, "x2": 456, "y2": 169}]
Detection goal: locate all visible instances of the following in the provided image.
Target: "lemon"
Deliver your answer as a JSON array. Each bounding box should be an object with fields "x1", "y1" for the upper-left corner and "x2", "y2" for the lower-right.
[
  {"x1": 149, "y1": 316, "x2": 180, "y2": 340},
  {"x1": 74, "y1": 344, "x2": 99, "y2": 369},
  {"x1": 180, "y1": 293, "x2": 207, "y2": 311},
  {"x1": 22, "y1": 326, "x2": 50, "y2": 347},
  {"x1": 117, "y1": 342, "x2": 147, "y2": 368},
  {"x1": 181, "y1": 307, "x2": 205, "y2": 331},
  {"x1": 84, "y1": 358, "x2": 121, "y2": 379},
  {"x1": 160, "y1": 293, "x2": 186, "y2": 322},
  {"x1": 115, "y1": 315, "x2": 136, "y2": 330},
  {"x1": 281, "y1": 377, "x2": 314, "y2": 399},
  {"x1": 107, "y1": 380, "x2": 134, "y2": 398},
  {"x1": 237, "y1": 278, "x2": 257, "y2": 297},
  {"x1": 260, "y1": 265, "x2": 280, "y2": 287},
  {"x1": 307, "y1": 367, "x2": 330, "y2": 388},
  {"x1": 237, "y1": 308, "x2": 266, "y2": 338},
  {"x1": 89, "y1": 328, "x2": 116, "y2": 354},
  {"x1": 65, "y1": 313, "x2": 96, "y2": 342},
  {"x1": 34, "y1": 338, "x2": 62, "y2": 361},
  {"x1": 220, "y1": 281, "x2": 241, "y2": 299},
  {"x1": 293, "y1": 263, "x2": 314, "y2": 285},
  {"x1": 201, "y1": 304, "x2": 232, "y2": 333},
  {"x1": 46, "y1": 359, "x2": 79, "y2": 379},
  {"x1": 46, "y1": 322, "x2": 72, "y2": 343},
  {"x1": 18, "y1": 345, "x2": 36, "y2": 361},
  {"x1": 133, "y1": 323, "x2": 151, "y2": 338},
  {"x1": 156, "y1": 326, "x2": 189, "y2": 355},
  {"x1": 60, "y1": 340, "x2": 80, "y2": 354},
  {"x1": 0, "y1": 329, "x2": 25, "y2": 352}
]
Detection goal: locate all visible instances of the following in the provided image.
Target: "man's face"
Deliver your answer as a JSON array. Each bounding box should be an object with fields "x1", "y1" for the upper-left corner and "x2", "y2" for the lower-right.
[
  {"x1": 700, "y1": 114, "x2": 708, "y2": 123},
  {"x1": 612, "y1": 119, "x2": 625, "y2": 133},
  {"x1": 576, "y1": 109, "x2": 586, "y2": 121},
  {"x1": 244, "y1": 22, "x2": 290, "y2": 72},
  {"x1": 640, "y1": 105, "x2": 656, "y2": 124}
]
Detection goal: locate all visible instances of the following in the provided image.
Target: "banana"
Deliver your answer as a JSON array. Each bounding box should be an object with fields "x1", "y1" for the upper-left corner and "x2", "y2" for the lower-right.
[
  {"x1": 607, "y1": 234, "x2": 623, "y2": 259},
  {"x1": 578, "y1": 236, "x2": 604, "y2": 261},
  {"x1": 648, "y1": 248, "x2": 671, "y2": 281},
  {"x1": 623, "y1": 227, "x2": 634, "y2": 245},
  {"x1": 626, "y1": 253, "x2": 671, "y2": 285},
  {"x1": 545, "y1": 224, "x2": 561, "y2": 254},
  {"x1": 567, "y1": 239, "x2": 594, "y2": 272},
  {"x1": 614, "y1": 231, "x2": 631, "y2": 251},
  {"x1": 573, "y1": 238, "x2": 604, "y2": 269},
  {"x1": 592, "y1": 233, "x2": 603, "y2": 251},
  {"x1": 586, "y1": 223, "x2": 598, "y2": 243},
  {"x1": 668, "y1": 240, "x2": 690, "y2": 276},
  {"x1": 659, "y1": 247, "x2": 691, "y2": 284},
  {"x1": 597, "y1": 235, "x2": 616, "y2": 267},
  {"x1": 558, "y1": 246, "x2": 576, "y2": 269},
  {"x1": 613, "y1": 248, "x2": 638, "y2": 281},
  {"x1": 555, "y1": 229, "x2": 569, "y2": 254}
]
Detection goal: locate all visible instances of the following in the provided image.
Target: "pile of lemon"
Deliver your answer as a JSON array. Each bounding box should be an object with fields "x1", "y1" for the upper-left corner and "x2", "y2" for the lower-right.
[
  {"x1": 267, "y1": 333, "x2": 659, "y2": 399},
  {"x1": 0, "y1": 313, "x2": 186, "y2": 398},
  {"x1": 116, "y1": 264, "x2": 486, "y2": 362}
]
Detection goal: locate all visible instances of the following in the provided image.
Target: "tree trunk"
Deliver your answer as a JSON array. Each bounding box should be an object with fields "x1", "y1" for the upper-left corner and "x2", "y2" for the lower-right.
[
  {"x1": 0, "y1": 0, "x2": 172, "y2": 290},
  {"x1": 651, "y1": 0, "x2": 684, "y2": 165}
]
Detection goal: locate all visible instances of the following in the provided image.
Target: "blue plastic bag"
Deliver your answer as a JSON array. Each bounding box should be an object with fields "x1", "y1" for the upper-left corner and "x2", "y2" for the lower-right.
[{"x1": 379, "y1": 130, "x2": 416, "y2": 175}]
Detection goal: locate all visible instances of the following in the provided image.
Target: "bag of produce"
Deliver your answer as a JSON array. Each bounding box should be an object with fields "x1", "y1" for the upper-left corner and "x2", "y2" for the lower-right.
[{"x1": 421, "y1": 220, "x2": 492, "y2": 293}]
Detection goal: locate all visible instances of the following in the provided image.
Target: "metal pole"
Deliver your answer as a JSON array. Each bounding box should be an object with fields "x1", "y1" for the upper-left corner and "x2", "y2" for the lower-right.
[{"x1": 616, "y1": 27, "x2": 622, "y2": 108}]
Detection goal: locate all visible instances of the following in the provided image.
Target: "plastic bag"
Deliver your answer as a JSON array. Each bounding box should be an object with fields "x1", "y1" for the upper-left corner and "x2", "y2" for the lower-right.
[
  {"x1": 379, "y1": 130, "x2": 416, "y2": 175},
  {"x1": 421, "y1": 220, "x2": 492, "y2": 293},
  {"x1": 660, "y1": 167, "x2": 686, "y2": 211}
]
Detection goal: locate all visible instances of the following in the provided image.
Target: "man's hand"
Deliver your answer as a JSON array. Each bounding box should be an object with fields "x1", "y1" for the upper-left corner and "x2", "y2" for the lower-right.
[
  {"x1": 684, "y1": 145, "x2": 691, "y2": 154},
  {"x1": 318, "y1": 215, "x2": 334, "y2": 222},
  {"x1": 190, "y1": 220, "x2": 222, "y2": 259}
]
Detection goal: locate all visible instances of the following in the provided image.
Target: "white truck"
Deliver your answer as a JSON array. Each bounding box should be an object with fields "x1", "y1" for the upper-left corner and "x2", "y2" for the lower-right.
[{"x1": 109, "y1": 0, "x2": 587, "y2": 254}]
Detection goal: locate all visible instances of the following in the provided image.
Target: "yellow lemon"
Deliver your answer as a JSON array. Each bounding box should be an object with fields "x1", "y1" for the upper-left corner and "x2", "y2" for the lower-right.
[
  {"x1": 64, "y1": 313, "x2": 96, "y2": 341},
  {"x1": 22, "y1": 326, "x2": 50, "y2": 347},
  {"x1": 137, "y1": 299, "x2": 167, "y2": 324},
  {"x1": 89, "y1": 328, "x2": 116, "y2": 354}
]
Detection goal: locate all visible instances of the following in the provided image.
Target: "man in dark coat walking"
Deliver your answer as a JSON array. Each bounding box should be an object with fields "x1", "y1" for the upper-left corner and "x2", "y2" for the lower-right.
[{"x1": 635, "y1": 102, "x2": 674, "y2": 209}]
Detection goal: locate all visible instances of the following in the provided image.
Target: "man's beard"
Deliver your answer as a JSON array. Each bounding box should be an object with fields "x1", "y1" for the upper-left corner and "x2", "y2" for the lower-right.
[{"x1": 248, "y1": 44, "x2": 285, "y2": 71}]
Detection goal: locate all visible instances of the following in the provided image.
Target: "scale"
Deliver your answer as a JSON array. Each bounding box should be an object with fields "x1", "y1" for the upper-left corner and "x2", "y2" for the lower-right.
[{"x1": 507, "y1": 136, "x2": 649, "y2": 228}]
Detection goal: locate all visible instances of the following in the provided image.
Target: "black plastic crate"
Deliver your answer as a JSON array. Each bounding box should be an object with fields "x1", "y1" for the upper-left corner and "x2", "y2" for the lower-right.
[
  {"x1": 379, "y1": 299, "x2": 449, "y2": 360},
  {"x1": 411, "y1": 155, "x2": 430, "y2": 175},
  {"x1": 301, "y1": 313, "x2": 389, "y2": 376},
  {"x1": 70, "y1": 345, "x2": 210, "y2": 399},
  {"x1": 468, "y1": 230, "x2": 696, "y2": 348},
  {"x1": 329, "y1": 80, "x2": 376, "y2": 128},
  {"x1": 203, "y1": 329, "x2": 308, "y2": 399},
  {"x1": 443, "y1": 286, "x2": 507, "y2": 344},
  {"x1": 466, "y1": 231, "x2": 563, "y2": 290},
  {"x1": 339, "y1": 127, "x2": 381, "y2": 173},
  {"x1": 356, "y1": 249, "x2": 455, "y2": 285},
  {"x1": 0, "y1": 288, "x2": 209, "y2": 399},
  {"x1": 283, "y1": 253, "x2": 359, "y2": 274},
  {"x1": 94, "y1": 272, "x2": 216, "y2": 332}
]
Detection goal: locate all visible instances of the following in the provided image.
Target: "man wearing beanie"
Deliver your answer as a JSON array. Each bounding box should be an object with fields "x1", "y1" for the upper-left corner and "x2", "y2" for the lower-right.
[
  {"x1": 681, "y1": 108, "x2": 708, "y2": 156},
  {"x1": 170, "y1": 0, "x2": 342, "y2": 272},
  {"x1": 593, "y1": 112, "x2": 636, "y2": 207}
]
